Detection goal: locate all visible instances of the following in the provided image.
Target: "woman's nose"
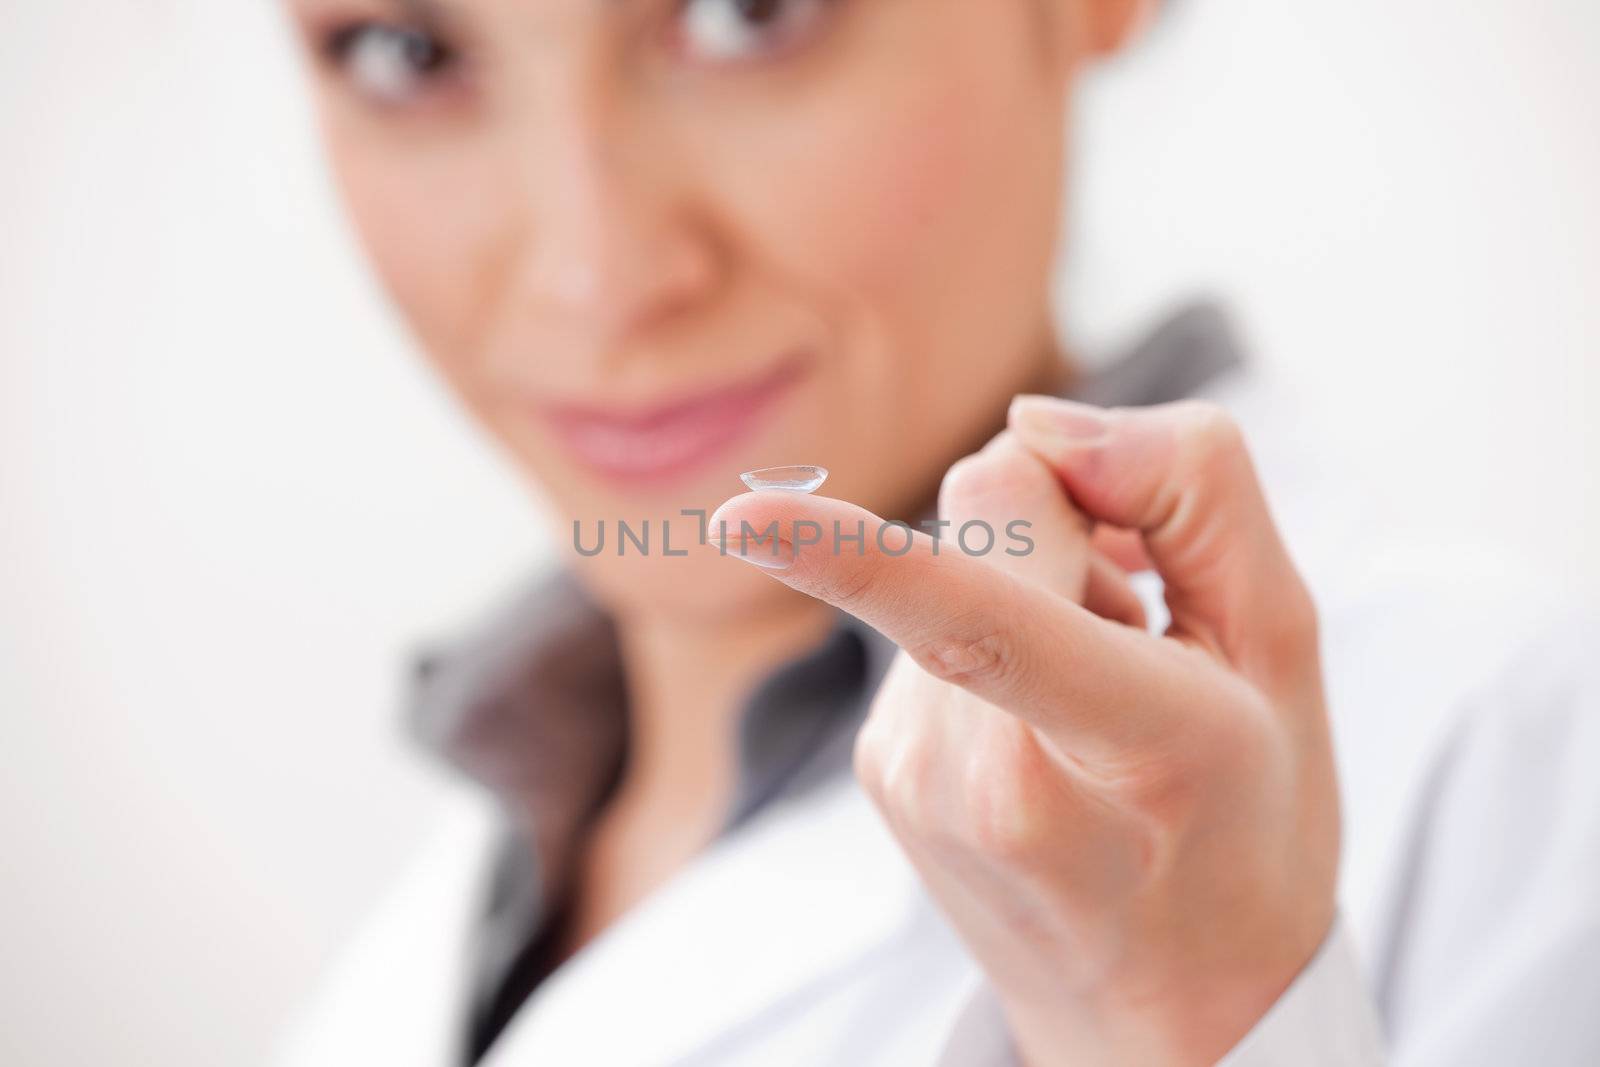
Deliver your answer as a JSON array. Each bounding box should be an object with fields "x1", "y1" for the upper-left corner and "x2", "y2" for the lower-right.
[{"x1": 515, "y1": 109, "x2": 723, "y2": 346}]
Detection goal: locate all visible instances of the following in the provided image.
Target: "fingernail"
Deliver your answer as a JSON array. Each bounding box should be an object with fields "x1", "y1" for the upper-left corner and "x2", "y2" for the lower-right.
[
  {"x1": 707, "y1": 531, "x2": 796, "y2": 572},
  {"x1": 1009, "y1": 395, "x2": 1111, "y2": 445}
]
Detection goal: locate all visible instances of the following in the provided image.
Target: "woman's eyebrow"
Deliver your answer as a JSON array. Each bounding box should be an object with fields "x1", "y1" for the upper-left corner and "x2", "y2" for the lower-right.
[
  {"x1": 379, "y1": 0, "x2": 633, "y2": 17},
  {"x1": 385, "y1": 0, "x2": 448, "y2": 20}
]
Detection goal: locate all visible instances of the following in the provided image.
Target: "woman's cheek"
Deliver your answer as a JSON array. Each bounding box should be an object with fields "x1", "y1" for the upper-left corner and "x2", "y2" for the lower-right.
[
  {"x1": 754, "y1": 84, "x2": 974, "y2": 311},
  {"x1": 728, "y1": 60, "x2": 1056, "y2": 463},
  {"x1": 330, "y1": 136, "x2": 515, "y2": 404}
]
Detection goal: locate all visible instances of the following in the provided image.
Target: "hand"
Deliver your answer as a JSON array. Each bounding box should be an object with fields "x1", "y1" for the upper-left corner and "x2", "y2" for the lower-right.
[{"x1": 708, "y1": 397, "x2": 1340, "y2": 1067}]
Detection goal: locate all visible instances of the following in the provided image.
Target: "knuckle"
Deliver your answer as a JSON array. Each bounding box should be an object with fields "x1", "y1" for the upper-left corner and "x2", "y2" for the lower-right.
[
  {"x1": 909, "y1": 626, "x2": 1013, "y2": 689},
  {"x1": 876, "y1": 736, "x2": 939, "y2": 829},
  {"x1": 940, "y1": 453, "x2": 993, "y2": 501},
  {"x1": 968, "y1": 804, "x2": 1041, "y2": 865},
  {"x1": 960, "y1": 725, "x2": 1052, "y2": 864},
  {"x1": 1100, "y1": 752, "x2": 1202, "y2": 823},
  {"x1": 851, "y1": 717, "x2": 889, "y2": 794},
  {"x1": 854, "y1": 712, "x2": 932, "y2": 803},
  {"x1": 1249, "y1": 575, "x2": 1322, "y2": 685},
  {"x1": 939, "y1": 443, "x2": 1037, "y2": 514},
  {"x1": 1174, "y1": 400, "x2": 1247, "y2": 474},
  {"x1": 1278, "y1": 578, "x2": 1321, "y2": 651}
]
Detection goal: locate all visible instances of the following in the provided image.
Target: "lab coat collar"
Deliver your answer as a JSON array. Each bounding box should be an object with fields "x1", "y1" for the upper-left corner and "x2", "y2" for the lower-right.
[{"x1": 478, "y1": 777, "x2": 925, "y2": 1066}]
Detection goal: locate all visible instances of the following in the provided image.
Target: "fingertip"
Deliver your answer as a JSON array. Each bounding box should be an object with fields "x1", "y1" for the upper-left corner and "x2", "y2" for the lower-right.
[
  {"x1": 939, "y1": 433, "x2": 1067, "y2": 524},
  {"x1": 708, "y1": 489, "x2": 880, "y2": 546},
  {"x1": 707, "y1": 491, "x2": 760, "y2": 533},
  {"x1": 1008, "y1": 394, "x2": 1114, "y2": 450},
  {"x1": 706, "y1": 491, "x2": 832, "y2": 574},
  {"x1": 711, "y1": 484, "x2": 814, "y2": 517},
  {"x1": 1008, "y1": 393, "x2": 1064, "y2": 412},
  {"x1": 1006, "y1": 393, "x2": 1056, "y2": 429}
]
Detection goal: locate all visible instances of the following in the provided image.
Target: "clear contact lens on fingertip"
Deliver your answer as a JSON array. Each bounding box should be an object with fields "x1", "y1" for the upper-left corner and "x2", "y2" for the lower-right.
[{"x1": 740, "y1": 465, "x2": 829, "y2": 494}]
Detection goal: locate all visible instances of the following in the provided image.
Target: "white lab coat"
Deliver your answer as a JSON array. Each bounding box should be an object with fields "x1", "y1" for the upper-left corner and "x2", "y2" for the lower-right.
[{"x1": 275, "y1": 370, "x2": 1600, "y2": 1067}]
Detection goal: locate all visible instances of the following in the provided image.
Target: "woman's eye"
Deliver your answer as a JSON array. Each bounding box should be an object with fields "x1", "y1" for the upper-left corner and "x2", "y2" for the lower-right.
[
  {"x1": 677, "y1": 0, "x2": 832, "y2": 63},
  {"x1": 325, "y1": 22, "x2": 457, "y2": 106}
]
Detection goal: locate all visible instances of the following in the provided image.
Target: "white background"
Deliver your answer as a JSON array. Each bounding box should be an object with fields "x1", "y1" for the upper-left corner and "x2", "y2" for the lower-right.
[{"x1": 2, "y1": 2, "x2": 1596, "y2": 1064}]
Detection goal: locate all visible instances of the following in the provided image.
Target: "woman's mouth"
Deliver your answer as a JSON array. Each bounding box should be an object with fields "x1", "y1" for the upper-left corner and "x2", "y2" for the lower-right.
[{"x1": 536, "y1": 355, "x2": 810, "y2": 489}]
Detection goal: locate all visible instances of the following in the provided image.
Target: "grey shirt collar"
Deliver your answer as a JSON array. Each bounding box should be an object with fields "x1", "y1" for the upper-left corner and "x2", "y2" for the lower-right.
[{"x1": 405, "y1": 300, "x2": 1246, "y2": 1061}]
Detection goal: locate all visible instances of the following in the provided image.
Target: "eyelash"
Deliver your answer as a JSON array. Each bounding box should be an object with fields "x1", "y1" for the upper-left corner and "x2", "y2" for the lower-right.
[
  {"x1": 317, "y1": 0, "x2": 837, "y2": 110},
  {"x1": 672, "y1": 0, "x2": 833, "y2": 63},
  {"x1": 320, "y1": 19, "x2": 461, "y2": 105}
]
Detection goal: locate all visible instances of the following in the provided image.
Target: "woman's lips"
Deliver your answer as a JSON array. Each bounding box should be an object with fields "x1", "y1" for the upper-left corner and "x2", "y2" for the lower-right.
[{"x1": 536, "y1": 355, "x2": 809, "y2": 488}]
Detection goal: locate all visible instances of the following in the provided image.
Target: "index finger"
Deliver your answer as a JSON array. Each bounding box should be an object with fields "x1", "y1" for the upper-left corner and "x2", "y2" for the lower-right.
[{"x1": 707, "y1": 490, "x2": 1203, "y2": 766}]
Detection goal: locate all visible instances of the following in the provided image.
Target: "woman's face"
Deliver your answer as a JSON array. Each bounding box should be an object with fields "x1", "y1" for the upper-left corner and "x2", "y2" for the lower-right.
[{"x1": 286, "y1": 0, "x2": 1134, "y2": 619}]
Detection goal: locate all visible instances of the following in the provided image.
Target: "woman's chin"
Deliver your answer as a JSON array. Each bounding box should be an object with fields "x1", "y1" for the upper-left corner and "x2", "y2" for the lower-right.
[{"x1": 563, "y1": 533, "x2": 804, "y2": 624}]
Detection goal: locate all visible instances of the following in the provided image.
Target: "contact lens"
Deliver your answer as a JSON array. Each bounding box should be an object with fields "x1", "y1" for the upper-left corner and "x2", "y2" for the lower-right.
[{"x1": 740, "y1": 465, "x2": 829, "y2": 494}]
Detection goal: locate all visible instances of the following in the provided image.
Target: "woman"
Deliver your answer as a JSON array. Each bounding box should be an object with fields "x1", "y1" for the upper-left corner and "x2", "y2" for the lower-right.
[{"x1": 276, "y1": 1, "x2": 1600, "y2": 1065}]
